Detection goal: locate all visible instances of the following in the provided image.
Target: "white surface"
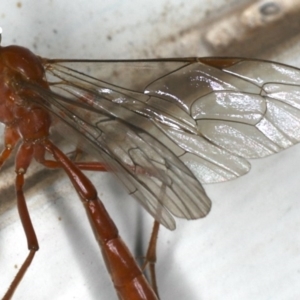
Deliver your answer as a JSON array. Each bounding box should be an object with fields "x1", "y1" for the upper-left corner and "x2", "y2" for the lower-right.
[{"x1": 1, "y1": 1, "x2": 300, "y2": 299}]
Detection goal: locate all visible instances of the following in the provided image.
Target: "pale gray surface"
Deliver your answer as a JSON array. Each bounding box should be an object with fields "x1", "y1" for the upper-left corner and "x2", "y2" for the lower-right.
[{"x1": 1, "y1": 1, "x2": 300, "y2": 299}]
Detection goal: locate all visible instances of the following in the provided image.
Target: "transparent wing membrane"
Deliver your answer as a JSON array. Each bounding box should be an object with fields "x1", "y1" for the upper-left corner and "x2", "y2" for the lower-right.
[{"x1": 20, "y1": 57, "x2": 300, "y2": 229}]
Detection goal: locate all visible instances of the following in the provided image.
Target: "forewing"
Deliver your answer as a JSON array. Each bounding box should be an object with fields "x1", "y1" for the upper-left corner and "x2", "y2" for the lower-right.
[{"x1": 21, "y1": 57, "x2": 300, "y2": 228}]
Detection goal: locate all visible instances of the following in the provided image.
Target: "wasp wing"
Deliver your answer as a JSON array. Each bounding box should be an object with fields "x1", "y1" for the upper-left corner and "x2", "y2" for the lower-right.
[{"x1": 23, "y1": 58, "x2": 300, "y2": 229}]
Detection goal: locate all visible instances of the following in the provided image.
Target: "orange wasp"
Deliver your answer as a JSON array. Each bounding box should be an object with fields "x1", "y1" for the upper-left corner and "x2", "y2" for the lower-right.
[{"x1": 1, "y1": 28, "x2": 300, "y2": 299}]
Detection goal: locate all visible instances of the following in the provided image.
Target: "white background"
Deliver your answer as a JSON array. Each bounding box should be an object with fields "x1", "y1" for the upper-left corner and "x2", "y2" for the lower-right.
[{"x1": 1, "y1": 1, "x2": 300, "y2": 299}]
